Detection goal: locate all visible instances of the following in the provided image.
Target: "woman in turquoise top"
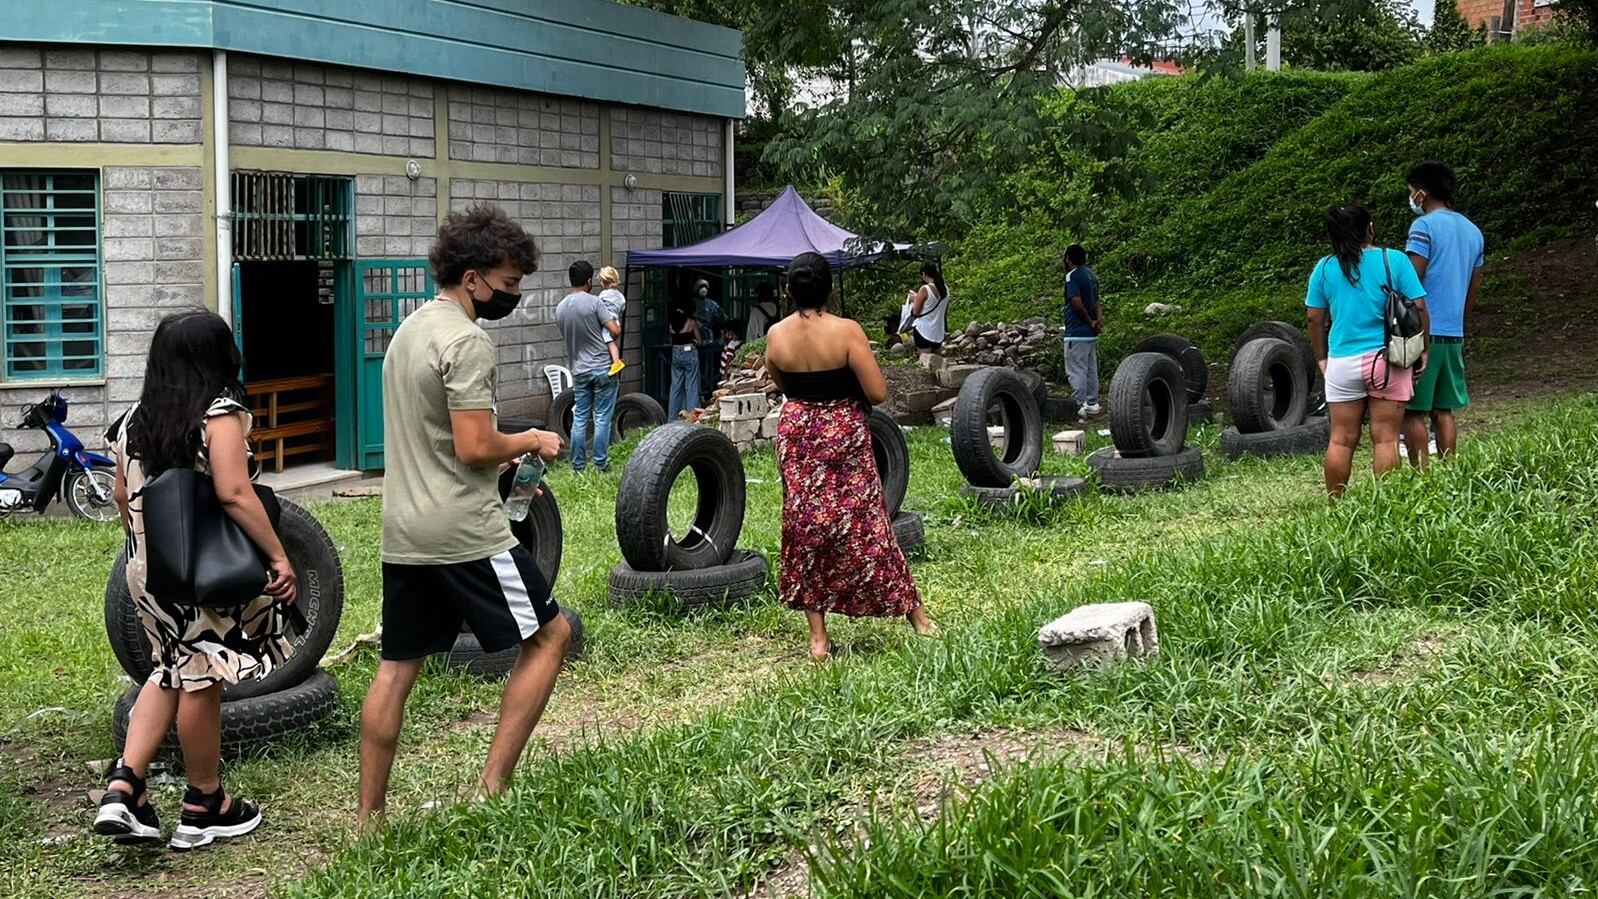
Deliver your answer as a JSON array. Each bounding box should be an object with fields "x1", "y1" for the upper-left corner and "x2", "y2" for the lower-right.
[{"x1": 1305, "y1": 205, "x2": 1430, "y2": 498}]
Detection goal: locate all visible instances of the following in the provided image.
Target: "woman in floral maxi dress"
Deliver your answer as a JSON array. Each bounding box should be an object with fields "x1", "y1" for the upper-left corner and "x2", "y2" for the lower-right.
[{"x1": 765, "y1": 252, "x2": 936, "y2": 661}]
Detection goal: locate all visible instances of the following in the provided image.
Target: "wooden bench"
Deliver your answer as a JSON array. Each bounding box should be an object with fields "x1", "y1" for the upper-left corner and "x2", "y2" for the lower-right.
[{"x1": 246, "y1": 375, "x2": 335, "y2": 473}]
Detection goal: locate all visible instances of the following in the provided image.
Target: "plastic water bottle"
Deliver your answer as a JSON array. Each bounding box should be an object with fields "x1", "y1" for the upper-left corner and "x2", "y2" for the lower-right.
[{"x1": 504, "y1": 453, "x2": 545, "y2": 522}]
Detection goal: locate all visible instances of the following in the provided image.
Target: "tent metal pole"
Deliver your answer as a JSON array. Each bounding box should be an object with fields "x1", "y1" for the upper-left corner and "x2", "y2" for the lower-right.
[{"x1": 838, "y1": 268, "x2": 847, "y2": 319}]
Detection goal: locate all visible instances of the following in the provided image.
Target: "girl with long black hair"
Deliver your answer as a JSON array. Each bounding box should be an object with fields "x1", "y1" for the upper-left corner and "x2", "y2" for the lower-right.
[
  {"x1": 1305, "y1": 205, "x2": 1430, "y2": 498},
  {"x1": 894, "y1": 260, "x2": 950, "y2": 355},
  {"x1": 96, "y1": 309, "x2": 296, "y2": 850},
  {"x1": 766, "y1": 253, "x2": 935, "y2": 661}
]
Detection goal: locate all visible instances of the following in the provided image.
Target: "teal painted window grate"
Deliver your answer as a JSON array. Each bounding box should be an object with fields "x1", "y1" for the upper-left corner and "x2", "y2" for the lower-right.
[
  {"x1": 232, "y1": 172, "x2": 353, "y2": 262},
  {"x1": 356, "y1": 260, "x2": 433, "y2": 356},
  {"x1": 1, "y1": 171, "x2": 104, "y2": 381},
  {"x1": 663, "y1": 192, "x2": 722, "y2": 247}
]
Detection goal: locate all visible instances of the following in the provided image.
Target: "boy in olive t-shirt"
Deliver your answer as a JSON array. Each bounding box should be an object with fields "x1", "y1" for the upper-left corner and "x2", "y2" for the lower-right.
[{"x1": 357, "y1": 206, "x2": 567, "y2": 828}]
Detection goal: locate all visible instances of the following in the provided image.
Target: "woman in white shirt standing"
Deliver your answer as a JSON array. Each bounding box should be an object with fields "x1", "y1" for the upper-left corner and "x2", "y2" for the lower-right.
[{"x1": 897, "y1": 261, "x2": 949, "y2": 357}]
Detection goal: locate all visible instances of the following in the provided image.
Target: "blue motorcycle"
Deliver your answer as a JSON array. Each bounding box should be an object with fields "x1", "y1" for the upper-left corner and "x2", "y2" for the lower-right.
[{"x1": 0, "y1": 392, "x2": 118, "y2": 521}]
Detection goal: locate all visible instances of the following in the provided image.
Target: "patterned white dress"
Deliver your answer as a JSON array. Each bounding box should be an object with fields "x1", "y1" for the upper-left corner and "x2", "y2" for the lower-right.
[{"x1": 108, "y1": 396, "x2": 294, "y2": 692}]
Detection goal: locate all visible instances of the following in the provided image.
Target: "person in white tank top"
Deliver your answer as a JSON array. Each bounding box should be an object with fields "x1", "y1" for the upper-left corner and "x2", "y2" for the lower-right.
[{"x1": 898, "y1": 261, "x2": 949, "y2": 355}]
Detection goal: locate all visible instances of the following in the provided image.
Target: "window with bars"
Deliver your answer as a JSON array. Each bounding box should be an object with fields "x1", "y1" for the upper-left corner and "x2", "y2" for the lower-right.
[
  {"x1": 231, "y1": 171, "x2": 353, "y2": 262},
  {"x1": 1, "y1": 171, "x2": 103, "y2": 381},
  {"x1": 662, "y1": 192, "x2": 723, "y2": 247}
]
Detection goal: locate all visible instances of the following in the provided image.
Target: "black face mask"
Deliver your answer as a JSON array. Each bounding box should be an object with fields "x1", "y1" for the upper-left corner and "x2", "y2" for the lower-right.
[{"x1": 469, "y1": 272, "x2": 522, "y2": 321}]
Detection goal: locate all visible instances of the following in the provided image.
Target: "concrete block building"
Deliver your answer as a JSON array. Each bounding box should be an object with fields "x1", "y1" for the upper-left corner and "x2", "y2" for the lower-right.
[{"x1": 0, "y1": 1, "x2": 742, "y2": 471}]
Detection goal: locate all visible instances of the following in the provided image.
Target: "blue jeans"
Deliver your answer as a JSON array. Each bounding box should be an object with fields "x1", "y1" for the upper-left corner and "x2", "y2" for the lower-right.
[
  {"x1": 668, "y1": 345, "x2": 700, "y2": 422},
  {"x1": 1064, "y1": 338, "x2": 1100, "y2": 406},
  {"x1": 570, "y1": 369, "x2": 620, "y2": 470}
]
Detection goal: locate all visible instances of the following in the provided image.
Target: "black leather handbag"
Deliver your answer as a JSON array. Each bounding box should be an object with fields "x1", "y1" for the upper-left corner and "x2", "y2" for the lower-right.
[{"x1": 142, "y1": 468, "x2": 282, "y2": 607}]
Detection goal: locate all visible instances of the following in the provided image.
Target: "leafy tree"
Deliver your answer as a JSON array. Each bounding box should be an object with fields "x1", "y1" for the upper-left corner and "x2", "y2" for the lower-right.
[
  {"x1": 759, "y1": 0, "x2": 1192, "y2": 239},
  {"x1": 1550, "y1": 0, "x2": 1598, "y2": 44},
  {"x1": 1428, "y1": 0, "x2": 1480, "y2": 52},
  {"x1": 1216, "y1": 0, "x2": 1426, "y2": 71}
]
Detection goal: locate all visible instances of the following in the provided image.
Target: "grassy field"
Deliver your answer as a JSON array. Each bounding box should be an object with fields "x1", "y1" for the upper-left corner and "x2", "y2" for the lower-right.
[{"x1": 1, "y1": 393, "x2": 1594, "y2": 897}]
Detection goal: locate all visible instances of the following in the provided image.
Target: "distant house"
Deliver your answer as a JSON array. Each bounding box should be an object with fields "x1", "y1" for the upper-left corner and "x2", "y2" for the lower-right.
[
  {"x1": 1456, "y1": 0, "x2": 1558, "y2": 37},
  {"x1": 1071, "y1": 57, "x2": 1184, "y2": 89}
]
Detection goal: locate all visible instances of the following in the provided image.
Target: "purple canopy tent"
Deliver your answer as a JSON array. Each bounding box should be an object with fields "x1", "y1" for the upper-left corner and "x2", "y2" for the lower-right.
[
  {"x1": 625, "y1": 185, "x2": 912, "y2": 271},
  {"x1": 623, "y1": 185, "x2": 935, "y2": 318}
]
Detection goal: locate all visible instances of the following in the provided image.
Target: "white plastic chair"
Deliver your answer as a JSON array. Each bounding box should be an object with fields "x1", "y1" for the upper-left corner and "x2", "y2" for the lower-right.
[{"x1": 543, "y1": 365, "x2": 572, "y2": 397}]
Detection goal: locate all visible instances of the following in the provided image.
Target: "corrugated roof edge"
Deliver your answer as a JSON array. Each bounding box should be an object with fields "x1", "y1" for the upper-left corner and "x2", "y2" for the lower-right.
[{"x1": 2, "y1": 0, "x2": 746, "y2": 120}]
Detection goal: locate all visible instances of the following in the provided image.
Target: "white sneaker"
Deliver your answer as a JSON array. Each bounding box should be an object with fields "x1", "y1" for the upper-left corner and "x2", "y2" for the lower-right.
[{"x1": 1080, "y1": 403, "x2": 1103, "y2": 416}]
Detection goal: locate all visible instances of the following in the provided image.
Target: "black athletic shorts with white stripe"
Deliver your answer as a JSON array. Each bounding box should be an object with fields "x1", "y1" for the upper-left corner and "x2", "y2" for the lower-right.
[{"x1": 380, "y1": 544, "x2": 559, "y2": 660}]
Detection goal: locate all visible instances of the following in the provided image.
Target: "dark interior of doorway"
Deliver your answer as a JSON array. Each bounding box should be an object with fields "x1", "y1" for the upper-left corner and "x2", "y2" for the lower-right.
[{"x1": 239, "y1": 260, "x2": 336, "y2": 470}]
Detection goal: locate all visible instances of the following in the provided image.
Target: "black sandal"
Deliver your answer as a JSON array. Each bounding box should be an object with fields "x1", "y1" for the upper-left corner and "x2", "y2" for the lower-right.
[
  {"x1": 169, "y1": 784, "x2": 262, "y2": 852},
  {"x1": 93, "y1": 761, "x2": 162, "y2": 844}
]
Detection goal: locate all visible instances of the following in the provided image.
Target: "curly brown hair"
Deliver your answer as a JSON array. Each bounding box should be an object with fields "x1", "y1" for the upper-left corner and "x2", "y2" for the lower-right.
[{"x1": 429, "y1": 205, "x2": 540, "y2": 287}]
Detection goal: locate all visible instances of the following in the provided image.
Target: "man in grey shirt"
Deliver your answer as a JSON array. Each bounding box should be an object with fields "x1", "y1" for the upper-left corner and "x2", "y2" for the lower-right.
[{"x1": 555, "y1": 260, "x2": 622, "y2": 472}]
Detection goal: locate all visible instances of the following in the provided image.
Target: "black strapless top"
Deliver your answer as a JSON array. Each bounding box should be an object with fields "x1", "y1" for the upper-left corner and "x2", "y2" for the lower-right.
[{"x1": 776, "y1": 365, "x2": 868, "y2": 404}]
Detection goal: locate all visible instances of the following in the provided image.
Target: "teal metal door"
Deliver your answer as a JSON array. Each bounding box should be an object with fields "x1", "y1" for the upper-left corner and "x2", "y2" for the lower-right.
[
  {"x1": 230, "y1": 262, "x2": 243, "y2": 359},
  {"x1": 354, "y1": 260, "x2": 432, "y2": 470}
]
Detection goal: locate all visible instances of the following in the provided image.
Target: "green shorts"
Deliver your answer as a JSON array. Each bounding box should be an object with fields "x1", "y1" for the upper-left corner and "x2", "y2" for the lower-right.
[{"x1": 1408, "y1": 340, "x2": 1468, "y2": 412}]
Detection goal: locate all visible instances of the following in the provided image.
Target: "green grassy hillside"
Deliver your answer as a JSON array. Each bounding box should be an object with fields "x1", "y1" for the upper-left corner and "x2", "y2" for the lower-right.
[{"x1": 945, "y1": 43, "x2": 1598, "y2": 368}]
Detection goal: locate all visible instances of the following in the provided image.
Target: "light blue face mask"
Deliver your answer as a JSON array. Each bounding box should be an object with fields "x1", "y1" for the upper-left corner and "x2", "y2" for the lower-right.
[{"x1": 1408, "y1": 191, "x2": 1426, "y2": 215}]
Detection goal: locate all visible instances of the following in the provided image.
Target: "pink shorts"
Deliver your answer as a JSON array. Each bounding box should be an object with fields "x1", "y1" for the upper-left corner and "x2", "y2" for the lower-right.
[{"x1": 1324, "y1": 352, "x2": 1413, "y2": 403}]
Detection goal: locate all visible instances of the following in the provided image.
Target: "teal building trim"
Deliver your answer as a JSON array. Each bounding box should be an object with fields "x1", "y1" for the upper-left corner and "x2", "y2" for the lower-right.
[{"x1": 1, "y1": 0, "x2": 746, "y2": 119}]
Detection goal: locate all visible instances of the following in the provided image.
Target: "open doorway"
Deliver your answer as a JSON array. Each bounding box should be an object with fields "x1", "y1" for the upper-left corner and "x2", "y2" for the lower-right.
[
  {"x1": 238, "y1": 260, "x2": 338, "y2": 472},
  {"x1": 230, "y1": 171, "x2": 352, "y2": 473}
]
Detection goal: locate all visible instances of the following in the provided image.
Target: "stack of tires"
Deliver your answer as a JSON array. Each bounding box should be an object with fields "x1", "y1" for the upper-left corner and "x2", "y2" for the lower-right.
[
  {"x1": 435, "y1": 473, "x2": 585, "y2": 677},
  {"x1": 609, "y1": 424, "x2": 768, "y2": 613},
  {"x1": 1221, "y1": 322, "x2": 1329, "y2": 460},
  {"x1": 105, "y1": 499, "x2": 344, "y2": 754},
  {"x1": 1129, "y1": 333, "x2": 1213, "y2": 423},
  {"x1": 952, "y1": 367, "x2": 1087, "y2": 509},
  {"x1": 1087, "y1": 352, "x2": 1206, "y2": 492},
  {"x1": 868, "y1": 408, "x2": 926, "y2": 555}
]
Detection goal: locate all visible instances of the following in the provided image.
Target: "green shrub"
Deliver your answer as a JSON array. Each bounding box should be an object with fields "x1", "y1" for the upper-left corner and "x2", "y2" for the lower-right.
[{"x1": 946, "y1": 44, "x2": 1598, "y2": 362}]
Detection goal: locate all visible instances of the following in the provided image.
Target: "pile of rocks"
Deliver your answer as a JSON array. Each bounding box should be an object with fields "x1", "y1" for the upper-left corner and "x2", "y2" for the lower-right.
[
  {"x1": 940, "y1": 318, "x2": 1062, "y2": 369},
  {"x1": 699, "y1": 351, "x2": 784, "y2": 449}
]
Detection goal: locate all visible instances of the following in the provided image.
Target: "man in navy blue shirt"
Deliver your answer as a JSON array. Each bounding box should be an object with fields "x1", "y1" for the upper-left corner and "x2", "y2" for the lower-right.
[{"x1": 1062, "y1": 244, "x2": 1104, "y2": 416}]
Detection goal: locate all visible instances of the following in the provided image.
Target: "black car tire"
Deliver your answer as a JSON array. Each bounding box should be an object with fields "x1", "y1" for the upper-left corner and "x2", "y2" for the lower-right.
[
  {"x1": 614, "y1": 393, "x2": 668, "y2": 439},
  {"x1": 615, "y1": 424, "x2": 746, "y2": 571},
  {"x1": 497, "y1": 470, "x2": 563, "y2": 589},
  {"x1": 609, "y1": 551, "x2": 769, "y2": 614},
  {"x1": 1108, "y1": 352, "x2": 1189, "y2": 457},
  {"x1": 1041, "y1": 396, "x2": 1081, "y2": 424},
  {"x1": 1015, "y1": 369, "x2": 1049, "y2": 410},
  {"x1": 950, "y1": 368, "x2": 1043, "y2": 488},
  {"x1": 1227, "y1": 337, "x2": 1309, "y2": 433},
  {"x1": 869, "y1": 409, "x2": 910, "y2": 518},
  {"x1": 1129, "y1": 333, "x2": 1208, "y2": 403},
  {"x1": 497, "y1": 417, "x2": 543, "y2": 435},
  {"x1": 112, "y1": 670, "x2": 339, "y2": 754},
  {"x1": 1087, "y1": 446, "x2": 1207, "y2": 493},
  {"x1": 548, "y1": 390, "x2": 576, "y2": 444},
  {"x1": 1233, "y1": 321, "x2": 1318, "y2": 394},
  {"x1": 1187, "y1": 400, "x2": 1214, "y2": 425},
  {"x1": 438, "y1": 607, "x2": 586, "y2": 678},
  {"x1": 104, "y1": 499, "x2": 345, "y2": 701},
  {"x1": 959, "y1": 476, "x2": 1090, "y2": 510},
  {"x1": 892, "y1": 511, "x2": 926, "y2": 556},
  {"x1": 1219, "y1": 418, "x2": 1331, "y2": 460}
]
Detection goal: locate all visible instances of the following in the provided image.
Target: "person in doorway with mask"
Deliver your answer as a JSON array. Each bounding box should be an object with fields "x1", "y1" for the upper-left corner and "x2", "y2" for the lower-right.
[
  {"x1": 556, "y1": 260, "x2": 624, "y2": 473},
  {"x1": 693, "y1": 278, "x2": 726, "y2": 403},
  {"x1": 358, "y1": 205, "x2": 568, "y2": 830}
]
